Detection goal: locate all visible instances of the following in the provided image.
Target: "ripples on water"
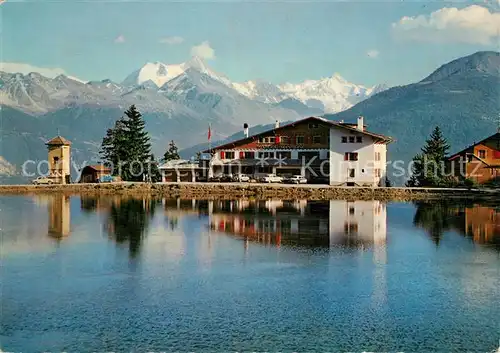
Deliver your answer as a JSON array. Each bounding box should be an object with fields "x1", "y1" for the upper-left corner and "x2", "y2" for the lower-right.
[{"x1": 1, "y1": 195, "x2": 499, "y2": 352}]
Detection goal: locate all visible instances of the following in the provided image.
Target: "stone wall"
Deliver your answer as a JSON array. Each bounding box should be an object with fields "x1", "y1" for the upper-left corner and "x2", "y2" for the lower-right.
[{"x1": 0, "y1": 182, "x2": 498, "y2": 201}]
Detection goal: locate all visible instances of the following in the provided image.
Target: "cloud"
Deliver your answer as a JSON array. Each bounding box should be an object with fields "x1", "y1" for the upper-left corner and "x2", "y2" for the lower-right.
[
  {"x1": 0, "y1": 62, "x2": 66, "y2": 78},
  {"x1": 392, "y1": 5, "x2": 500, "y2": 45},
  {"x1": 159, "y1": 36, "x2": 184, "y2": 45},
  {"x1": 190, "y1": 41, "x2": 215, "y2": 60},
  {"x1": 366, "y1": 49, "x2": 379, "y2": 59},
  {"x1": 114, "y1": 35, "x2": 126, "y2": 44}
]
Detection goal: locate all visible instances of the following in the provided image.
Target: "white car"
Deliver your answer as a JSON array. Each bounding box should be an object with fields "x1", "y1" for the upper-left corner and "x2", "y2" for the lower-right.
[
  {"x1": 32, "y1": 176, "x2": 54, "y2": 185},
  {"x1": 287, "y1": 175, "x2": 308, "y2": 184},
  {"x1": 232, "y1": 174, "x2": 250, "y2": 182},
  {"x1": 260, "y1": 174, "x2": 283, "y2": 183}
]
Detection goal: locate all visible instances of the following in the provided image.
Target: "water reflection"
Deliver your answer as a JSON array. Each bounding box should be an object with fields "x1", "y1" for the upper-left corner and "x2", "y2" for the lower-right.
[
  {"x1": 414, "y1": 201, "x2": 500, "y2": 250},
  {"x1": 22, "y1": 195, "x2": 499, "y2": 258},
  {"x1": 47, "y1": 194, "x2": 71, "y2": 239},
  {"x1": 103, "y1": 197, "x2": 158, "y2": 258},
  {"x1": 205, "y1": 199, "x2": 387, "y2": 249}
]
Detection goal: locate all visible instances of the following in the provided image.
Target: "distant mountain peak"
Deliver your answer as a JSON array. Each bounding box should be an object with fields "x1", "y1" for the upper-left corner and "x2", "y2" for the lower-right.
[{"x1": 421, "y1": 51, "x2": 500, "y2": 83}]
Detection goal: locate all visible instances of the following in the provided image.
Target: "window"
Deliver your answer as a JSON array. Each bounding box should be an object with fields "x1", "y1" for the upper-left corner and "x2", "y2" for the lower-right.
[
  {"x1": 349, "y1": 207, "x2": 355, "y2": 215},
  {"x1": 281, "y1": 136, "x2": 290, "y2": 144},
  {"x1": 296, "y1": 136, "x2": 305, "y2": 144},
  {"x1": 375, "y1": 168, "x2": 381, "y2": 178},
  {"x1": 258, "y1": 136, "x2": 275, "y2": 143},
  {"x1": 242, "y1": 152, "x2": 255, "y2": 159},
  {"x1": 349, "y1": 136, "x2": 355, "y2": 143},
  {"x1": 478, "y1": 150, "x2": 486, "y2": 159},
  {"x1": 313, "y1": 135, "x2": 322, "y2": 144},
  {"x1": 225, "y1": 151, "x2": 235, "y2": 160},
  {"x1": 276, "y1": 151, "x2": 292, "y2": 159},
  {"x1": 308, "y1": 123, "x2": 319, "y2": 129},
  {"x1": 349, "y1": 169, "x2": 356, "y2": 178},
  {"x1": 258, "y1": 151, "x2": 274, "y2": 159},
  {"x1": 375, "y1": 152, "x2": 381, "y2": 161},
  {"x1": 344, "y1": 152, "x2": 358, "y2": 161},
  {"x1": 53, "y1": 156, "x2": 59, "y2": 164},
  {"x1": 356, "y1": 136, "x2": 363, "y2": 143},
  {"x1": 299, "y1": 151, "x2": 320, "y2": 162},
  {"x1": 341, "y1": 136, "x2": 348, "y2": 143}
]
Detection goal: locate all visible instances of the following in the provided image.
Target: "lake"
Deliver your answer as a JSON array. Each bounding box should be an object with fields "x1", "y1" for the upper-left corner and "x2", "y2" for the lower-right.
[{"x1": 1, "y1": 195, "x2": 499, "y2": 352}]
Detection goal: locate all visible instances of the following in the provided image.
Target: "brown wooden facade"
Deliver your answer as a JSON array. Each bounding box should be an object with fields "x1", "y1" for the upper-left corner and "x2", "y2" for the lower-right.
[{"x1": 448, "y1": 133, "x2": 500, "y2": 184}]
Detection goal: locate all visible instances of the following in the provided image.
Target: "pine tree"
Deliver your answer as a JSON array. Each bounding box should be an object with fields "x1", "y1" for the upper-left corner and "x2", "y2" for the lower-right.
[
  {"x1": 99, "y1": 105, "x2": 151, "y2": 181},
  {"x1": 163, "y1": 140, "x2": 180, "y2": 162},
  {"x1": 407, "y1": 126, "x2": 451, "y2": 187},
  {"x1": 100, "y1": 118, "x2": 127, "y2": 175},
  {"x1": 147, "y1": 154, "x2": 162, "y2": 182},
  {"x1": 123, "y1": 105, "x2": 151, "y2": 181}
]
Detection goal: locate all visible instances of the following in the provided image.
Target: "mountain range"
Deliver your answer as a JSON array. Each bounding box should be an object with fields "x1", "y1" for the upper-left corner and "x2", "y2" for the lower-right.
[{"x1": 1, "y1": 51, "x2": 499, "y2": 184}]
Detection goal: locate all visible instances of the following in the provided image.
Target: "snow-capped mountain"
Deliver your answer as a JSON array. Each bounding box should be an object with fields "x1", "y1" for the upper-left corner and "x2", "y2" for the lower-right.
[
  {"x1": 120, "y1": 57, "x2": 386, "y2": 113},
  {"x1": 122, "y1": 56, "x2": 232, "y2": 88},
  {"x1": 232, "y1": 74, "x2": 386, "y2": 113}
]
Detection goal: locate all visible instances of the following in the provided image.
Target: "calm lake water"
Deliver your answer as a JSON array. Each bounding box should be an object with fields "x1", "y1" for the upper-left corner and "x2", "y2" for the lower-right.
[{"x1": 1, "y1": 195, "x2": 499, "y2": 352}]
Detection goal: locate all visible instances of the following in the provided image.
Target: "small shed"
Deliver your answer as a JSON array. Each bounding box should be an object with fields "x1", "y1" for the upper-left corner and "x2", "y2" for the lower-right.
[{"x1": 79, "y1": 165, "x2": 112, "y2": 183}]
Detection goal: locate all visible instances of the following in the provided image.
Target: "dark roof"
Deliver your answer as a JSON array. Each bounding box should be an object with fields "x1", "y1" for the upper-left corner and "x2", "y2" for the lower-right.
[
  {"x1": 46, "y1": 135, "x2": 71, "y2": 146},
  {"x1": 82, "y1": 165, "x2": 111, "y2": 173},
  {"x1": 448, "y1": 132, "x2": 500, "y2": 160},
  {"x1": 203, "y1": 116, "x2": 393, "y2": 153}
]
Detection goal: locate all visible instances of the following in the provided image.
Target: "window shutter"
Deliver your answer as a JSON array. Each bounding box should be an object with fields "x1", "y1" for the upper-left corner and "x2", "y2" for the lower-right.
[
  {"x1": 220, "y1": 151, "x2": 225, "y2": 159},
  {"x1": 239, "y1": 151, "x2": 245, "y2": 159},
  {"x1": 275, "y1": 136, "x2": 280, "y2": 144},
  {"x1": 344, "y1": 153, "x2": 349, "y2": 161}
]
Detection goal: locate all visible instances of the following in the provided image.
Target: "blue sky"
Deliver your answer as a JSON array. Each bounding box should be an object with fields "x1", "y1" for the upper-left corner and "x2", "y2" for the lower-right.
[{"x1": 1, "y1": 0, "x2": 499, "y2": 86}]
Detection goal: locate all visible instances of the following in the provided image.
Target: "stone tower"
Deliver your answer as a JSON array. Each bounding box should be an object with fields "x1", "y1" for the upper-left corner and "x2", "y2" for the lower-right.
[{"x1": 46, "y1": 135, "x2": 71, "y2": 184}]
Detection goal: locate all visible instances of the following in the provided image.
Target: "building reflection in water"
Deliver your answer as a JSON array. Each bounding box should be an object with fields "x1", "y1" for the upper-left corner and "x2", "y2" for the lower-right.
[
  {"x1": 47, "y1": 194, "x2": 71, "y2": 239},
  {"x1": 205, "y1": 199, "x2": 388, "y2": 250},
  {"x1": 414, "y1": 201, "x2": 500, "y2": 251}
]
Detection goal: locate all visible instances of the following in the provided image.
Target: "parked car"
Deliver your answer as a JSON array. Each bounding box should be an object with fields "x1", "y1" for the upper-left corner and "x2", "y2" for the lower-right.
[
  {"x1": 285, "y1": 175, "x2": 308, "y2": 184},
  {"x1": 32, "y1": 176, "x2": 54, "y2": 185},
  {"x1": 97, "y1": 174, "x2": 113, "y2": 183},
  {"x1": 260, "y1": 174, "x2": 283, "y2": 183},
  {"x1": 210, "y1": 175, "x2": 232, "y2": 182},
  {"x1": 232, "y1": 174, "x2": 250, "y2": 182}
]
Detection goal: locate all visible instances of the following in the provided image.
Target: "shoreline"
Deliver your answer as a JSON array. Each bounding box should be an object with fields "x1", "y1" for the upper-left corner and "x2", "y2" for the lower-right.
[{"x1": 0, "y1": 182, "x2": 499, "y2": 201}]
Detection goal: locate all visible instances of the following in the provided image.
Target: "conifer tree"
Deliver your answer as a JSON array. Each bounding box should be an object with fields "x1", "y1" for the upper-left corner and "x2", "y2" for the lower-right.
[
  {"x1": 100, "y1": 105, "x2": 151, "y2": 181},
  {"x1": 163, "y1": 140, "x2": 180, "y2": 162},
  {"x1": 407, "y1": 126, "x2": 451, "y2": 187}
]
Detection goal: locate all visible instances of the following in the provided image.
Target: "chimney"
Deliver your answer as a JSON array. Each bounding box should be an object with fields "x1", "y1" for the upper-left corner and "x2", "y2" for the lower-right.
[
  {"x1": 357, "y1": 116, "x2": 364, "y2": 131},
  {"x1": 243, "y1": 123, "x2": 249, "y2": 138},
  {"x1": 275, "y1": 120, "x2": 280, "y2": 129}
]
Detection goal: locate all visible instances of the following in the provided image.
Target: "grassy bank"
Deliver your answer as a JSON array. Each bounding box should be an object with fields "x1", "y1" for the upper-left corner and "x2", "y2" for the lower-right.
[{"x1": 0, "y1": 182, "x2": 499, "y2": 201}]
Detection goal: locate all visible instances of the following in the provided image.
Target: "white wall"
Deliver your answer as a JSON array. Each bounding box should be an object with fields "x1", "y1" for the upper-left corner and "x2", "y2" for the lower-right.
[
  {"x1": 328, "y1": 200, "x2": 387, "y2": 247},
  {"x1": 329, "y1": 127, "x2": 387, "y2": 186}
]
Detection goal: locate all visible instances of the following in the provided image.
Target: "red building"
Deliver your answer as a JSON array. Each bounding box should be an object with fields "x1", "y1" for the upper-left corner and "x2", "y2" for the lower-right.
[{"x1": 448, "y1": 132, "x2": 500, "y2": 184}]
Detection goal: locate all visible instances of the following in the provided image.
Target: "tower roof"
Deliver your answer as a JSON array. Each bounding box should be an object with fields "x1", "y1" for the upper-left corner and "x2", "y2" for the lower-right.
[{"x1": 46, "y1": 135, "x2": 72, "y2": 146}]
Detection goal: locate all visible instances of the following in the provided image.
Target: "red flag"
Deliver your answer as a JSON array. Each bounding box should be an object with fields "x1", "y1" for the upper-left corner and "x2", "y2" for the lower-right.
[{"x1": 208, "y1": 124, "x2": 212, "y2": 141}]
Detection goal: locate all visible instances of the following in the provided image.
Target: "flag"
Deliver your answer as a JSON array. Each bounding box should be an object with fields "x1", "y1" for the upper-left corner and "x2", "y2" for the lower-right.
[{"x1": 208, "y1": 124, "x2": 212, "y2": 141}]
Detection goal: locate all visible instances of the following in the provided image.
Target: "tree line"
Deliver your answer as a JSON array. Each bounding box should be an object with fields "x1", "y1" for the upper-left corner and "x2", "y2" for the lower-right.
[{"x1": 99, "y1": 105, "x2": 181, "y2": 182}]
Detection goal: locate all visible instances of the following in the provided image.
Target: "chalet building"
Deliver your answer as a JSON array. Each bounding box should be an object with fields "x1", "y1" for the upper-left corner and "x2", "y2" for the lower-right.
[
  {"x1": 448, "y1": 132, "x2": 500, "y2": 184},
  {"x1": 203, "y1": 116, "x2": 393, "y2": 186}
]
